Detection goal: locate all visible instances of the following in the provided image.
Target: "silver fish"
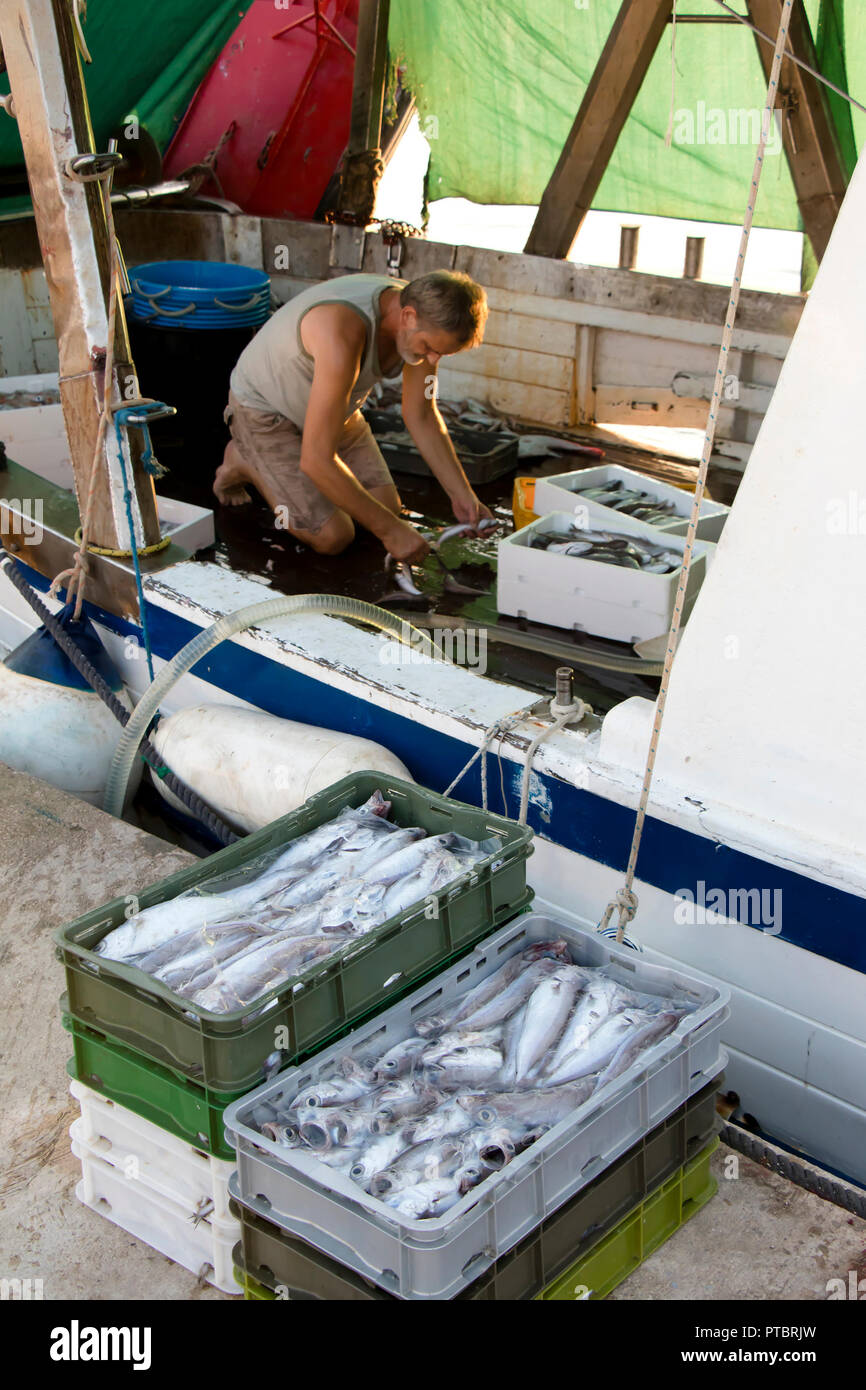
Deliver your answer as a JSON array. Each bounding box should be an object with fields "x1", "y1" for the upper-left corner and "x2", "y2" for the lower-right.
[
  {"x1": 513, "y1": 967, "x2": 585, "y2": 1082},
  {"x1": 594, "y1": 1011, "x2": 683, "y2": 1091},
  {"x1": 372, "y1": 1037, "x2": 428, "y2": 1081},
  {"x1": 383, "y1": 1176, "x2": 462, "y2": 1219},
  {"x1": 456, "y1": 958, "x2": 567, "y2": 1033},
  {"x1": 348, "y1": 1130, "x2": 412, "y2": 1187},
  {"x1": 369, "y1": 1139, "x2": 464, "y2": 1196},
  {"x1": 189, "y1": 934, "x2": 336, "y2": 1013},
  {"x1": 370, "y1": 1083, "x2": 442, "y2": 1133},
  {"x1": 420, "y1": 1026, "x2": 504, "y2": 1066},
  {"x1": 404, "y1": 1096, "x2": 477, "y2": 1145},
  {"x1": 543, "y1": 976, "x2": 628, "y2": 1077},
  {"x1": 543, "y1": 1008, "x2": 653, "y2": 1086},
  {"x1": 292, "y1": 1065, "x2": 376, "y2": 1111},
  {"x1": 425, "y1": 1045, "x2": 503, "y2": 1091}
]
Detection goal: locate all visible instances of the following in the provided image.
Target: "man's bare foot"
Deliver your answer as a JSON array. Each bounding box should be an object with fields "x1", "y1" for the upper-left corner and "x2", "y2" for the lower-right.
[{"x1": 214, "y1": 443, "x2": 253, "y2": 505}]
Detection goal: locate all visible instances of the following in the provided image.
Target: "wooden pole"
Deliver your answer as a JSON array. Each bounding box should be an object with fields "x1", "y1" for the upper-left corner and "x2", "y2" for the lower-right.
[
  {"x1": 0, "y1": 0, "x2": 161, "y2": 551},
  {"x1": 525, "y1": 0, "x2": 673, "y2": 260},
  {"x1": 336, "y1": 0, "x2": 391, "y2": 225},
  {"x1": 745, "y1": 0, "x2": 848, "y2": 262}
]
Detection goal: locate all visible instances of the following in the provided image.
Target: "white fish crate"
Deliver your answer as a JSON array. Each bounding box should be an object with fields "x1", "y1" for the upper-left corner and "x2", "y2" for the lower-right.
[
  {"x1": 69, "y1": 1080, "x2": 236, "y2": 1221},
  {"x1": 71, "y1": 1134, "x2": 240, "y2": 1295},
  {"x1": 497, "y1": 510, "x2": 713, "y2": 644},
  {"x1": 533, "y1": 464, "x2": 729, "y2": 542},
  {"x1": 224, "y1": 913, "x2": 728, "y2": 1301}
]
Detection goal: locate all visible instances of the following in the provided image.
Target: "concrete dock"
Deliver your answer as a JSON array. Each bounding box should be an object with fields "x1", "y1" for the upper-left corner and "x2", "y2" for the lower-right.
[{"x1": 1, "y1": 764, "x2": 863, "y2": 1302}]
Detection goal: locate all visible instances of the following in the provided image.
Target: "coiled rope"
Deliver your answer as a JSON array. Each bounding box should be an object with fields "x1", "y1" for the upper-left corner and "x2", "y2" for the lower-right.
[{"x1": 598, "y1": 0, "x2": 795, "y2": 947}]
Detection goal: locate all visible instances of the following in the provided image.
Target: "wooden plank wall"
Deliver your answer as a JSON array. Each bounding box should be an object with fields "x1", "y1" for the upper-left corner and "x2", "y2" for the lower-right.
[{"x1": 0, "y1": 210, "x2": 805, "y2": 470}]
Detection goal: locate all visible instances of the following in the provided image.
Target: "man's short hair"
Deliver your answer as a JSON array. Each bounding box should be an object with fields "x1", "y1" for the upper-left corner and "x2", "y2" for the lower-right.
[{"x1": 401, "y1": 271, "x2": 488, "y2": 348}]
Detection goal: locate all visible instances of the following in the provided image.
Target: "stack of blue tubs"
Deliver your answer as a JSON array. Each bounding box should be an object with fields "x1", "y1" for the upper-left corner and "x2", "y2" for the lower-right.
[{"x1": 126, "y1": 261, "x2": 270, "y2": 332}]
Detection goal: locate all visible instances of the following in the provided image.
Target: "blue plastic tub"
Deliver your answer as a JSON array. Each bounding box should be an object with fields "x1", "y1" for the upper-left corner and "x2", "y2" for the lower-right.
[{"x1": 127, "y1": 261, "x2": 270, "y2": 331}]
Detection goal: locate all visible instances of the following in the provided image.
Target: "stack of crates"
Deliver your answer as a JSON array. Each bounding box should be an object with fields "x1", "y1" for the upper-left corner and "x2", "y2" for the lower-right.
[
  {"x1": 224, "y1": 913, "x2": 729, "y2": 1301},
  {"x1": 55, "y1": 774, "x2": 534, "y2": 1294}
]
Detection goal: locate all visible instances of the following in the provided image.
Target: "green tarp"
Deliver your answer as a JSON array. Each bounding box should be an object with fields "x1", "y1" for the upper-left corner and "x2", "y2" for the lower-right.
[{"x1": 390, "y1": 0, "x2": 866, "y2": 231}]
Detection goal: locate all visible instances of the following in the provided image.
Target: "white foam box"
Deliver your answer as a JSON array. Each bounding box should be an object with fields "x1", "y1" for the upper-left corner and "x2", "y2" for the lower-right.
[
  {"x1": 497, "y1": 510, "x2": 713, "y2": 645},
  {"x1": 533, "y1": 463, "x2": 729, "y2": 542},
  {"x1": 72, "y1": 1136, "x2": 240, "y2": 1294}
]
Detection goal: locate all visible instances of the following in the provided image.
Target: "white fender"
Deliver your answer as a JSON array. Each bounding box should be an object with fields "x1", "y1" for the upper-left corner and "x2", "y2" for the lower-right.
[
  {"x1": 0, "y1": 663, "x2": 140, "y2": 806},
  {"x1": 149, "y1": 704, "x2": 413, "y2": 833}
]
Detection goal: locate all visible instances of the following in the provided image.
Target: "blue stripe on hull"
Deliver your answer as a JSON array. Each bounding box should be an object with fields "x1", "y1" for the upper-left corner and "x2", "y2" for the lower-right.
[{"x1": 21, "y1": 566, "x2": 866, "y2": 975}]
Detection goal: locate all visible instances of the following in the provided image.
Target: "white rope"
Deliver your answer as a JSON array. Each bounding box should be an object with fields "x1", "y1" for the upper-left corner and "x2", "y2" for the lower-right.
[
  {"x1": 518, "y1": 703, "x2": 589, "y2": 825},
  {"x1": 664, "y1": 0, "x2": 678, "y2": 149},
  {"x1": 600, "y1": 0, "x2": 796, "y2": 947},
  {"x1": 445, "y1": 695, "x2": 590, "y2": 823}
]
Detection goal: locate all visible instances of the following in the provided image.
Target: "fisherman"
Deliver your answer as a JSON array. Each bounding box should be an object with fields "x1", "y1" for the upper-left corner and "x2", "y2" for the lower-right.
[{"x1": 214, "y1": 270, "x2": 493, "y2": 561}]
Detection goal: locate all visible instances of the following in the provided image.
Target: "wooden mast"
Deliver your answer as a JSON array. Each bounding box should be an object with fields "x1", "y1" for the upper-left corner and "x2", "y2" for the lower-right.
[
  {"x1": 745, "y1": 0, "x2": 848, "y2": 263},
  {"x1": 336, "y1": 0, "x2": 391, "y2": 225},
  {"x1": 0, "y1": 0, "x2": 161, "y2": 551},
  {"x1": 525, "y1": 0, "x2": 673, "y2": 260}
]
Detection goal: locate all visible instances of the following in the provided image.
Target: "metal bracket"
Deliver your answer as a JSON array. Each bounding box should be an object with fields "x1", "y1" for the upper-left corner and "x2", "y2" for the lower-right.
[{"x1": 64, "y1": 151, "x2": 123, "y2": 182}]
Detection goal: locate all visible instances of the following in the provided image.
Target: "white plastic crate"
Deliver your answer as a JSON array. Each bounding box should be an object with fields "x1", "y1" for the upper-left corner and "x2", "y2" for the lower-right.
[
  {"x1": 533, "y1": 463, "x2": 729, "y2": 542},
  {"x1": 497, "y1": 510, "x2": 713, "y2": 644},
  {"x1": 69, "y1": 1080, "x2": 235, "y2": 1221},
  {"x1": 71, "y1": 1136, "x2": 240, "y2": 1294},
  {"x1": 224, "y1": 913, "x2": 728, "y2": 1300}
]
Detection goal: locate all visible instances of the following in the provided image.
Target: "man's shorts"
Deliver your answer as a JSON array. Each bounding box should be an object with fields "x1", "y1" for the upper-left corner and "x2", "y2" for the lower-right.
[{"x1": 224, "y1": 390, "x2": 396, "y2": 535}]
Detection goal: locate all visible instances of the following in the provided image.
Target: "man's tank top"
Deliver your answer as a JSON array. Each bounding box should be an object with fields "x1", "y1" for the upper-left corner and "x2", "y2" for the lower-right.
[{"x1": 229, "y1": 273, "x2": 407, "y2": 428}]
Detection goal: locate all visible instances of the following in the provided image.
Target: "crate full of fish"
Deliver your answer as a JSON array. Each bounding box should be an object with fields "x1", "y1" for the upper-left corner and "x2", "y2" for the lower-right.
[
  {"x1": 228, "y1": 1066, "x2": 723, "y2": 1301},
  {"x1": 55, "y1": 773, "x2": 534, "y2": 1094},
  {"x1": 533, "y1": 464, "x2": 730, "y2": 542},
  {"x1": 497, "y1": 511, "x2": 713, "y2": 644},
  {"x1": 223, "y1": 912, "x2": 728, "y2": 1300}
]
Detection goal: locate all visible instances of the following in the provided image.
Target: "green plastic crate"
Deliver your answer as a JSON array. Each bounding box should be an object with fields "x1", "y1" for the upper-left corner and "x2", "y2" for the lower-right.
[
  {"x1": 62, "y1": 1011, "x2": 245, "y2": 1161},
  {"x1": 230, "y1": 1072, "x2": 722, "y2": 1300},
  {"x1": 539, "y1": 1140, "x2": 719, "y2": 1301},
  {"x1": 54, "y1": 773, "x2": 533, "y2": 1094}
]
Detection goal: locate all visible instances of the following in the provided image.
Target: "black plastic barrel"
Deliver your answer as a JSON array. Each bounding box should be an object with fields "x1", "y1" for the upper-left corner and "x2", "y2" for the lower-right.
[{"x1": 126, "y1": 315, "x2": 257, "y2": 508}]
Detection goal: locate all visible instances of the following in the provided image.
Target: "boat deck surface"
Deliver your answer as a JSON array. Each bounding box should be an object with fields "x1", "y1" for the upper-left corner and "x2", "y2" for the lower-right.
[
  {"x1": 2, "y1": 763, "x2": 863, "y2": 1302},
  {"x1": 162, "y1": 422, "x2": 717, "y2": 714}
]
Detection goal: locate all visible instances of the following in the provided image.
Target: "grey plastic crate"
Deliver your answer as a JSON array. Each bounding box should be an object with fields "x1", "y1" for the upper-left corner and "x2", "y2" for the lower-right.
[{"x1": 224, "y1": 912, "x2": 729, "y2": 1300}]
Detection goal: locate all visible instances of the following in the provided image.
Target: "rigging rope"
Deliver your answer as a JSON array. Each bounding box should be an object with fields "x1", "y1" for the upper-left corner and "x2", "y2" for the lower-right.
[
  {"x1": 599, "y1": 0, "x2": 796, "y2": 947},
  {"x1": 708, "y1": 0, "x2": 866, "y2": 117}
]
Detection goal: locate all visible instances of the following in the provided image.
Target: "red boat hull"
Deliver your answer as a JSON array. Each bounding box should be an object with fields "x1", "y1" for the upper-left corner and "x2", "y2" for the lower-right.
[{"x1": 164, "y1": 0, "x2": 358, "y2": 219}]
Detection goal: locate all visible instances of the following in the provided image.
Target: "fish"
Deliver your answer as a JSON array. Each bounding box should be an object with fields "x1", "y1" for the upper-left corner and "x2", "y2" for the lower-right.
[
  {"x1": 383, "y1": 1177, "x2": 464, "y2": 1220},
  {"x1": 384, "y1": 554, "x2": 424, "y2": 599},
  {"x1": 543, "y1": 976, "x2": 629, "y2": 1077},
  {"x1": 188, "y1": 934, "x2": 338, "y2": 1013},
  {"x1": 529, "y1": 524, "x2": 681, "y2": 575},
  {"x1": 593, "y1": 1011, "x2": 683, "y2": 1091},
  {"x1": 347, "y1": 1130, "x2": 413, "y2": 1187},
  {"x1": 372, "y1": 1037, "x2": 428, "y2": 1081},
  {"x1": 541, "y1": 1008, "x2": 654, "y2": 1086},
  {"x1": 512, "y1": 966, "x2": 585, "y2": 1082},
  {"x1": 369, "y1": 1139, "x2": 464, "y2": 1196},
  {"x1": 370, "y1": 1083, "x2": 442, "y2": 1133},
  {"x1": 425, "y1": 1045, "x2": 504, "y2": 1091},
  {"x1": 292, "y1": 1062, "x2": 376, "y2": 1111},
  {"x1": 464, "y1": 1078, "x2": 597, "y2": 1131},
  {"x1": 403, "y1": 1096, "x2": 477, "y2": 1145},
  {"x1": 420, "y1": 1026, "x2": 504, "y2": 1066},
  {"x1": 463, "y1": 1126, "x2": 517, "y2": 1171}
]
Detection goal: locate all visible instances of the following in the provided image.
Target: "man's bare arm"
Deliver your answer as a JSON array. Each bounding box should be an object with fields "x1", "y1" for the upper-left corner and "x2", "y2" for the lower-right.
[
  {"x1": 401, "y1": 361, "x2": 493, "y2": 526},
  {"x1": 300, "y1": 306, "x2": 428, "y2": 558}
]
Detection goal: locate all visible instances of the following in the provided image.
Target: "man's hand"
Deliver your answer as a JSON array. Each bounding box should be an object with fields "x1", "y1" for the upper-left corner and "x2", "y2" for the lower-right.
[
  {"x1": 450, "y1": 489, "x2": 495, "y2": 530},
  {"x1": 382, "y1": 517, "x2": 431, "y2": 564}
]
